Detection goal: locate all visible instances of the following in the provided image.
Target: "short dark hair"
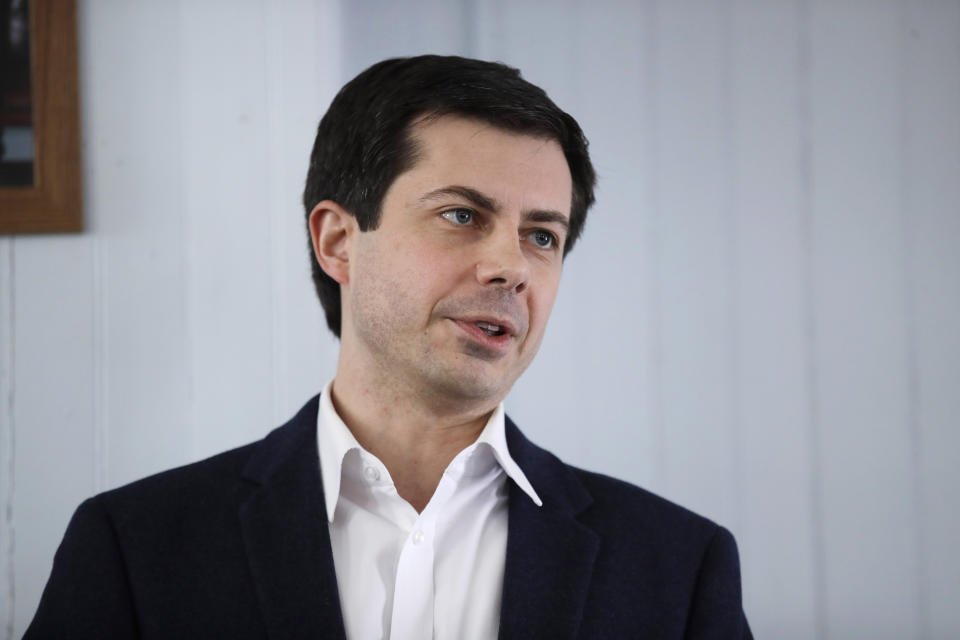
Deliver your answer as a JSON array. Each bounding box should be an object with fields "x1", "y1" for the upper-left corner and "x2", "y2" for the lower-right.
[{"x1": 303, "y1": 55, "x2": 596, "y2": 337}]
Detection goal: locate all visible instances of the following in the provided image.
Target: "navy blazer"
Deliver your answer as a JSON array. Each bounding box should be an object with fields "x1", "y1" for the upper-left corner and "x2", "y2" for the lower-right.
[{"x1": 26, "y1": 396, "x2": 752, "y2": 639}]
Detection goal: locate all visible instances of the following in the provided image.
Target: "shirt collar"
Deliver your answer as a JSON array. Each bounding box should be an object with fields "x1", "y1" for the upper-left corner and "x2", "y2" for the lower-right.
[{"x1": 316, "y1": 380, "x2": 542, "y2": 523}]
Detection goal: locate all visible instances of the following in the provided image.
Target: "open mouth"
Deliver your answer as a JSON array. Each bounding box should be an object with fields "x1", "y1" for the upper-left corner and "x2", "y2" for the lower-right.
[
  {"x1": 451, "y1": 318, "x2": 514, "y2": 357},
  {"x1": 475, "y1": 321, "x2": 506, "y2": 337}
]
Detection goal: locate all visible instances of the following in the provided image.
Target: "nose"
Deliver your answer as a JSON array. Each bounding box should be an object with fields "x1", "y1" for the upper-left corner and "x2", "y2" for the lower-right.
[{"x1": 475, "y1": 234, "x2": 530, "y2": 294}]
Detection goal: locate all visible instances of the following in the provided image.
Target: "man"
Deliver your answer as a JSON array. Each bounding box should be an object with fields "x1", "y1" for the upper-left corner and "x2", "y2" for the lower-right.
[{"x1": 27, "y1": 56, "x2": 751, "y2": 639}]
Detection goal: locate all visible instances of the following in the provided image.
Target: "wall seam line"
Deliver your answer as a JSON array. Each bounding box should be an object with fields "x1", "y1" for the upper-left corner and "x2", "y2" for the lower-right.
[
  {"x1": 723, "y1": 0, "x2": 744, "y2": 540},
  {"x1": 460, "y1": 0, "x2": 476, "y2": 58},
  {"x1": 263, "y1": 0, "x2": 283, "y2": 425},
  {"x1": 92, "y1": 225, "x2": 107, "y2": 493},
  {"x1": 642, "y1": 0, "x2": 664, "y2": 490},
  {"x1": 2, "y1": 240, "x2": 17, "y2": 640},
  {"x1": 797, "y1": 0, "x2": 826, "y2": 637},
  {"x1": 176, "y1": 0, "x2": 198, "y2": 460},
  {"x1": 898, "y1": 0, "x2": 928, "y2": 636}
]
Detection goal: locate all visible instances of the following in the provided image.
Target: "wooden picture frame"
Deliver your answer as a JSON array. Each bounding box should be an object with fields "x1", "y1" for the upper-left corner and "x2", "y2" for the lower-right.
[{"x1": 0, "y1": 0, "x2": 82, "y2": 234}]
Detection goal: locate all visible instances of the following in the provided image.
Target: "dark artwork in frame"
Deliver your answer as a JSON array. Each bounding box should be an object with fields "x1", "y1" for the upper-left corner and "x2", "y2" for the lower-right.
[
  {"x1": 0, "y1": 0, "x2": 34, "y2": 187},
  {"x1": 0, "y1": 0, "x2": 82, "y2": 234}
]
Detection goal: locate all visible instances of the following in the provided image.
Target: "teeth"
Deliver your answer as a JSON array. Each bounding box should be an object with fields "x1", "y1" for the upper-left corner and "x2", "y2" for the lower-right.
[{"x1": 475, "y1": 321, "x2": 504, "y2": 337}]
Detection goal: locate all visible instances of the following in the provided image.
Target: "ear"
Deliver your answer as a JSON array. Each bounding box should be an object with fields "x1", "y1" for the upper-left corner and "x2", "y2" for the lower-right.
[{"x1": 308, "y1": 200, "x2": 355, "y2": 285}]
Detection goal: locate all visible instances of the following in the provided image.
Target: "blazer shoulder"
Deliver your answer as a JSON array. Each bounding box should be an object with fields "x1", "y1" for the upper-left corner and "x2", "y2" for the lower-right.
[
  {"x1": 570, "y1": 465, "x2": 723, "y2": 546},
  {"x1": 571, "y1": 467, "x2": 752, "y2": 638},
  {"x1": 504, "y1": 416, "x2": 723, "y2": 543},
  {"x1": 101, "y1": 438, "x2": 258, "y2": 507},
  {"x1": 98, "y1": 396, "x2": 320, "y2": 514}
]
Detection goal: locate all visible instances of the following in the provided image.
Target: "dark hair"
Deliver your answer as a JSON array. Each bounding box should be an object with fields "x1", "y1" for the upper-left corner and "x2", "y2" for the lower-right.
[{"x1": 303, "y1": 55, "x2": 596, "y2": 337}]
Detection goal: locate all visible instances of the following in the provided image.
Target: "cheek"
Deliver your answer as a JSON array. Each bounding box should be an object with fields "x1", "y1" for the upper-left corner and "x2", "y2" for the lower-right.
[
  {"x1": 522, "y1": 276, "x2": 562, "y2": 350},
  {"x1": 347, "y1": 256, "x2": 397, "y2": 343},
  {"x1": 351, "y1": 238, "x2": 455, "y2": 326}
]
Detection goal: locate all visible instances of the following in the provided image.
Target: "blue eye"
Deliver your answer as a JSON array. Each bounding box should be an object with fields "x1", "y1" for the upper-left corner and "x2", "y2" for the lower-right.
[
  {"x1": 529, "y1": 230, "x2": 556, "y2": 249},
  {"x1": 441, "y1": 209, "x2": 474, "y2": 225}
]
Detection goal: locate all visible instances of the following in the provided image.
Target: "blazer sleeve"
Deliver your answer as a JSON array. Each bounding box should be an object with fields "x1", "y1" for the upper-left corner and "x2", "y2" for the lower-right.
[
  {"x1": 24, "y1": 496, "x2": 140, "y2": 639},
  {"x1": 684, "y1": 526, "x2": 753, "y2": 640}
]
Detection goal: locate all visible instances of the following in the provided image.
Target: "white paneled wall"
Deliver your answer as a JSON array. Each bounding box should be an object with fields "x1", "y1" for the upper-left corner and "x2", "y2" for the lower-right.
[
  {"x1": 1, "y1": 1, "x2": 958, "y2": 638},
  {"x1": 1, "y1": 1, "x2": 344, "y2": 636},
  {"x1": 904, "y1": 2, "x2": 960, "y2": 635},
  {"x1": 810, "y1": 4, "x2": 920, "y2": 635}
]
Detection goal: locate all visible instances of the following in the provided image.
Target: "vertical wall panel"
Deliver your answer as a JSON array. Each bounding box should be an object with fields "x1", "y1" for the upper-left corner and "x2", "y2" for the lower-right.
[
  {"x1": 810, "y1": 1, "x2": 920, "y2": 636},
  {"x1": 0, "y1": 240, "x2": 13, "y2": 640},
  {"x1": 654, "y1": 1, "x2": 739, "y2": 528},
  {"x1": 732, "y1": 2, "x2": 818, "y2": 636},
  {"x1": 11, "y1": 237, "x2": 96, "y2": 638},
  {"x1": 81, "y1": 1, "x2": 192, "y2": 490},
  {"x1": 341, "y1": 0, "x2": 470, "y2": 78},
  {"x1": 472, "y1": 0, "x2": 580, "y2": 114},
  {"x1": 904, "y1": 1, "x2": 960, "y2": 636},
  {"x1": 542, "y1": 0, "x2": 658, "y2": 489},
  {"x1": 264, "y1": 0, "x2": 344, "y2": 422},
  {"x1": 180, "y1": 1, "x2": 277, "y2": 459}
]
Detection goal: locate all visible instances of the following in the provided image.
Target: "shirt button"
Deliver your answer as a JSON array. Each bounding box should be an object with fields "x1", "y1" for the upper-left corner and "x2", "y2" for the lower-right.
[
  {"x1": 363, "y1": 466, "x2": 381, "y2": 483},
  {"x1": 411, "y1": 530, "x2": 425, "y2": 545}
]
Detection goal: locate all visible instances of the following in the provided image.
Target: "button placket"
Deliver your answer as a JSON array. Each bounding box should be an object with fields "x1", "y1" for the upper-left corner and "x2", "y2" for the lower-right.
[
  {"x1": 390, "y1": 509, "x2": 437, "y2": 639},
  {"x1": 390, "y1": 466, "x2": 467, "y2": 639}
]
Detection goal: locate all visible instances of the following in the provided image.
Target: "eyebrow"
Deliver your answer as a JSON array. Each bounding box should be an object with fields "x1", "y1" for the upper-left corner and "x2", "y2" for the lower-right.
[
  {"x1": 524, "y1": 209, "x2": 570, "y2": 233},
  {"x1": 418, "y1": 185, "x2": 570, "y2": 232},
  {"x1": 418, "y1": 185, "x2": 499, "y2": 211}
]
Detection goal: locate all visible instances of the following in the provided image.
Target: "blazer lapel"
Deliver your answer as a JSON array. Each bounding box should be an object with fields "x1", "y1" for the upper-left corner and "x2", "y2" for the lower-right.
[
  {"x1": 499, "y1": 418, "x2": 599, "y2": 640},
  {"x1": 238, "y1": 397, "x2": 346, "y2": 640}
]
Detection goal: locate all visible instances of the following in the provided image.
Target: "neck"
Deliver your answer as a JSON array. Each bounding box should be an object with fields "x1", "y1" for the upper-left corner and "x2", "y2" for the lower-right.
[{"x1": 330, "y1": 354, "x2": 499, "y2": 513}]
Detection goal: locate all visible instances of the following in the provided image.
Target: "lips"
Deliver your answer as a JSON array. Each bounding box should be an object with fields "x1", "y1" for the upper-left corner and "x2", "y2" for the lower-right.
[
  {"x1": 455, "y1": 315, "x2": 518, "y2": 338},
  {"x1": 475, "y1": 320, "x2": 506, "y2": 337},
  {"x1": 450, "y1": 316, "x2": 519, "y2": 354}
]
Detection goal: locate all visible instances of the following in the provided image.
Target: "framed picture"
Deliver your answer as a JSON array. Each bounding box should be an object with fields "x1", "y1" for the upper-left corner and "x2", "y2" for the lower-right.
[{"x1": 0, "y1": 0, "x2": 81, "y2": 234}]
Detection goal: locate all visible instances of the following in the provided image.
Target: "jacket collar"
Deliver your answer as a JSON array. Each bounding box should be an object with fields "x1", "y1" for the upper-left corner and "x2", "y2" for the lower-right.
[
  {"x1": 237, "y1": 396, "x2": 598, "y2": 640},
  {"x1": 238, "y1": 395, "x2": 346, "y2": 640},
  {"x1": 498, "y1": 415, "x2": 600, "y2": 639}
]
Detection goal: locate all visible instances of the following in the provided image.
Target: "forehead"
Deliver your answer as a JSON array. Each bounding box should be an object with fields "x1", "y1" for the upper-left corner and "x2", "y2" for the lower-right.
[{"x1": 389, "y1": 115, "x2": 573, "y2": 217}]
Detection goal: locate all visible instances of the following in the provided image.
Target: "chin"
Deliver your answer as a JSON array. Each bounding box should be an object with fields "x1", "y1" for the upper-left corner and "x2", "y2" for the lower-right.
[{"x1": 422, "y1": 364, "x2": 513, "y2": 407}]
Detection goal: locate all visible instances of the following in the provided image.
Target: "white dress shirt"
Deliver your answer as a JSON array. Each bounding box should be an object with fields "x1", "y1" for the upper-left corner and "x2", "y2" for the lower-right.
[{"x1": 316, "y1": 381, "x2": 542, "y2": 640}]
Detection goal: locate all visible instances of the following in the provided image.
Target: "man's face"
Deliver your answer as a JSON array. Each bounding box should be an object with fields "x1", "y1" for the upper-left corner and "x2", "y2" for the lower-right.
[{"x1": 339, "y1": 115, "x2": 573, "y2": 407}]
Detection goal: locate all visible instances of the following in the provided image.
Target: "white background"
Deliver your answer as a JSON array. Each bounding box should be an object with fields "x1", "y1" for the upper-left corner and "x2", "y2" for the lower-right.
[{"x1": 1, "y1": 0, "x2": 958, "y2": 638}]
